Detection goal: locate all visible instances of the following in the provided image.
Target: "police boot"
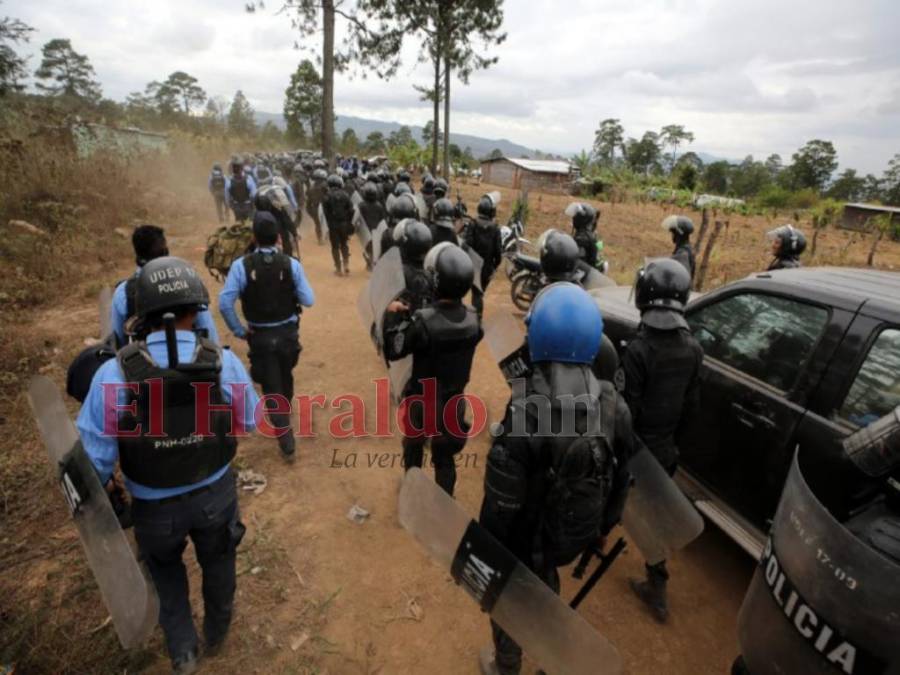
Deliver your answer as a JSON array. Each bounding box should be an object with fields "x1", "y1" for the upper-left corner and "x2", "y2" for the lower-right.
[
  {"x1": 278, "y1": 432, "x2": 296, "y2": 464},
  {"x1": 171, "y1": 648, "x2": 199, "y2": 675},
  {"x1": 629, "y1": 561, "x2": 669, "y2": 623}
]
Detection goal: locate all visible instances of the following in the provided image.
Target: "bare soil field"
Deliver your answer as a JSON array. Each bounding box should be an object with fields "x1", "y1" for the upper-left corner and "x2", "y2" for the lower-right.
[{"x1": 3, "y1": 177, "x2": 900, "y2": 674}]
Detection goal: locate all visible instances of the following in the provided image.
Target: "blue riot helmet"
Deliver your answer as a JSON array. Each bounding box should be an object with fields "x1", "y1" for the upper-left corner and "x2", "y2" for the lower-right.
[{"x1": 525, "y1": 282, "x2": 603, "y2": 364}]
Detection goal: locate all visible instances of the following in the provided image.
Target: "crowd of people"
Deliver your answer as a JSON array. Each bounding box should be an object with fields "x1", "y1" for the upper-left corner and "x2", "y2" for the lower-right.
[{"x1": 66, "y1": 148, "x2": 813, "y2": 675}]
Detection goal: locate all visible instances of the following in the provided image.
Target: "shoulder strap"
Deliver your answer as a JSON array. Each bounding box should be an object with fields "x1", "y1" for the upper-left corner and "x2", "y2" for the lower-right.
[
  {"x1": 117, "y1": 342, "x2": 157, "y2": 382},
  {"x1": 193, "y1": 336, "x2": 223, "y2": 372}
]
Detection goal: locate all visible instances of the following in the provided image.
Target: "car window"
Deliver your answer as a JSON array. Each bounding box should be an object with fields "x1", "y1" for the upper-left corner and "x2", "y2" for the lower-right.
[
  {"x1": 687, "y1": 292, "x2": 829, "y2": 391},
  {"x1": 840, "y1": 328, "x2": 900, "y2": 427}
]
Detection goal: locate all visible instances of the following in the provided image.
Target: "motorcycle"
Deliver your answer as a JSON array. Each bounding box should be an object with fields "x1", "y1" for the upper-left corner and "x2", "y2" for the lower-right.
[{"x1": 507, "y1": 243, "x2": 614, "y2": 312}]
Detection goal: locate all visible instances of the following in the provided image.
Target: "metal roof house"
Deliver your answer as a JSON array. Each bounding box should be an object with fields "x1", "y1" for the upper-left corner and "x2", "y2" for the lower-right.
[
  {"x1": 480, "y1": 156, "x2": 572, "y2": 192},
  {"x1": 841, "y1": 203, "x2": 900, "y2": 232}
]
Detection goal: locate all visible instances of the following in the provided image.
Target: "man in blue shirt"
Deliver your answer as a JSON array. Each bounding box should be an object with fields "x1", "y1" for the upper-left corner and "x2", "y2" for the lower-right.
[
  {"x1": 225, "y1": 159, "x2": 257, "y2": 224},
  {"x1": 208, "y1": 163, "x2": 228, "y2": 223},
  {"x1": 110, "y1": 225, "x2": 219, "y2": 346},
  {"x1": 78, "y1": 256, "x2": 259, "y2": 674},
  {"x1": 219, "y1": 212, "x2": 315, "y2": 460}
]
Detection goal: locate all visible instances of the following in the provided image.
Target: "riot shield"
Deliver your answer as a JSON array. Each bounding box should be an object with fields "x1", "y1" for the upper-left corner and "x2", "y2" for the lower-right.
[
  {"x1": 371, "y1": 220, "x2": 389, "y2": 261},
  {"x1": 413, "y1": 193, "x2": 428, "y2": 220},
  {"x1": 620, "y1": 448, "x2": 704, "y2": 565},
  {"x1": 736, "y1": 451, "x2": 900, "y2": 675},
  {"x1": 399, "y1": 468, "x2": 621, "y2": 675},
  {"x1": 483, "y1": 310, "x2": 530, "y2": 382},
  {"x1": 351, "y1": 190, "x2": 363, "y2": 208},
  {"x1": 27, "y1": 376, "x2": 158, "y2": 648},
  {"x1": 354, "y1": 209, "x2": 372, "y2": 251},
  {"x1": 98, "y1": 286, "x2": 113, "y2": 341},
  {"x1": 317, "y1": 203, "x2": 329, "y2": 236},
  {"x1": 465, "y1": 245, "x2": 485, "y2": 293},
  {"x1": 577, "y1": 261, "x2": 616, "y2": 291}
]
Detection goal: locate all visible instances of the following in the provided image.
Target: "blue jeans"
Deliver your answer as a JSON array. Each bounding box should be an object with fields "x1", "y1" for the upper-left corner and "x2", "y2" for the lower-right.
[{"x1": 132, "y1": 469, "x2": 244, "y2": 660}]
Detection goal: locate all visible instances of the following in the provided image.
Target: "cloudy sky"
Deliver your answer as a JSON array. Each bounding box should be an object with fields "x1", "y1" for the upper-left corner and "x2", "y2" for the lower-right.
[{"x1": 7, "y1": 0, "x2": 900, "y2": 174}]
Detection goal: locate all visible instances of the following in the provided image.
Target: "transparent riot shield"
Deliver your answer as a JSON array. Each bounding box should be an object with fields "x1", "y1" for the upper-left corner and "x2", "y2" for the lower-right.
[
  {"x1": 371, "y1": 220, "x2": 389, "y2": 262},
  {"x1": 399, "y1": 468, "x2": 621, "y2": 675},
  {"x1": 27, "y1": 376, "x2": 159, "y2": 648},
  {"x1": 354, "y1": 212, "x2": 372, "y2": 251},
  {"x1": 737, "y1": 450, "x2": 900, "y2": 675},
  {"x1": 483, "y1": 310, "x2": 531, "y2": 382},
  {"x1": 577, "y1": 261, "x2": 615, "y2": 290},
  {"x1": 318, "y1": 203, "x2": 329, "y2": 237},
  {"x1": 414, "y1": 192, "x2": 428, "y2": 220},
  {"x1": 466, "y1": 245, "x2": 485, "y2": 293},
  {"x1": 620, "y1": 448, "x2": 705, "y2": 565}
]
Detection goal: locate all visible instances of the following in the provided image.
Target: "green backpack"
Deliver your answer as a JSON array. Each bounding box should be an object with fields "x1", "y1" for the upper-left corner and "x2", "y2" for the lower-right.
[{"x1": 204, "y1": 223, "x2": 253, "y2": 282}]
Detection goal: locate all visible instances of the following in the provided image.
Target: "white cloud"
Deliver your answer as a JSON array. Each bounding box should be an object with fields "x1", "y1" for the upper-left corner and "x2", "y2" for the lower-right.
[{"x1": 6, "y1": 0, "x2": 900, "y2": 173}]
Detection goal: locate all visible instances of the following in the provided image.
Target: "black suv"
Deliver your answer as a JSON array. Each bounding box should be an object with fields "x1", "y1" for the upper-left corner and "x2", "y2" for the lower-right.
[{"x1": 593, "y1": 267, "x2": 900, "y2": 556}]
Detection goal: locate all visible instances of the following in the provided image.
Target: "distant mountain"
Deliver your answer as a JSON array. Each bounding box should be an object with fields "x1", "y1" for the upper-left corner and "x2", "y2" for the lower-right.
[{"x1": 254, "y1": 111, "x2": 554, "y2": 160}]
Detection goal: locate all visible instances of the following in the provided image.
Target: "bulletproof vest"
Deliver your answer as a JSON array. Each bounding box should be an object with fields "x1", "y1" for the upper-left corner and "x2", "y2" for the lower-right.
[
  {"x1": 402, "y1": 264, "x2": 434, "y2": 312},
  {"x1": 229, "y1": 175, "x2": 250, "y2": 203},
  {"x1": 116, "y1": 338, "x2": 237, "y2": 488},
  {"x1": 672, "y1": 244, "x2": 696, "y2": 279},
  {"x1": 411, "y1": 304, "x2": 481, "y2": 399},
  {"x1": 358, "y1": 200, "x2": 386, "y2": 230},
  {"x1": 240, "y1": 251, "x2": 296, "y2": 324},
  {"x1": 211, "y1": 171, "x2": 226, "y2": 192},
  {"x1": 630, "y1": 326, "x2": 700, "y2": 461},
  {"x1": 124, "y1": 275, "x2": 138, "y2": 321},
  {"x1": 307, "y1": 183, "x2": 325, "y2": 209},
  {"x1": 469, "y1": 219, "x2": 500, "y2": 273},
  {"x1": 574, "y1": 229, "x2": 598, "y2": 266},
  {"x1": 430, "y1": 223, "x2": 459, "y2": 247},
  {"x1": 323, "y1": 189, "x2": 354, "y2": 229}
]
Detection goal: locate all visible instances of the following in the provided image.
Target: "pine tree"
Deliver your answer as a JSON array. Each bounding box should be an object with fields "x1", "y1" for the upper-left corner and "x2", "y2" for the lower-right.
[
  {"x1": 228, "y1": 90, "x2": 257, "y2": 137},
  {"x1": 34, "y1": 38, "x2": 102, "y2": 101}
]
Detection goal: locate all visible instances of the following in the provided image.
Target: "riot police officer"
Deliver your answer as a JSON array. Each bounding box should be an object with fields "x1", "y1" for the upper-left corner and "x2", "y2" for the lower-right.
[
  {"x1": 321, "y1": 173, "x2": 355, "y2": 276},
  {"x1": 479, "y1": 282, "x2": 639, "y2": 675},
  {"x1": 76, "y1": 256, "x2": 259, "y2": 674},
  {"x1": 219, "y1": 212, "x2": 315, "y2": 461},
  {"x1": 306, "y1": 168, "x2": 328, "y2": 245},
  {"x1": 567, "y1": 202, "x2": 600, "y2": 268},
  {"x1": 226, "y1": 158, "x2": 257, "y2": 224},
  {"x1": 662, "y1": 215, "x2": 696, "y2": 281},
  {"x1": 388, "y1": 219, "x2": 434, "y2": 314},
  {"x1": 429, "y1": 198, "x2": 460, "y2": 246},
  {"x1": 378, "y1": 193, "x2": 419, "y2": 261},
  {"x1": 353, "y1": 181, "x2": 387, "y2": 270},
  {"x1": 208, "y1": 163, "x2": 228, "y2": 223},
  {"x1": 384, "y1": 242, "x2": 482, "y2": 495},
  {"x1": 538, "y1": 229, "x2": 581, "y2": 283},
  {"x1": 766, "y1": 224, "x2": 806, "y2": 270},
  {"x1": 110, "y1": 225, "x2": 219, "y2": 346},
  {"x1": 463, "y1": 193, "x2": 503, "y2": 317},
  {"x1": 623, "y1": 258, "x2": 703, "y2": 623}
]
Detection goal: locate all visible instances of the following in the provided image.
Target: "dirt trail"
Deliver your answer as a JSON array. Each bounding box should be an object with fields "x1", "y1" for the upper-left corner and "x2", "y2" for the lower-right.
[{"x1": 33, "y1": 209, "x2": 753, "y2": 674}]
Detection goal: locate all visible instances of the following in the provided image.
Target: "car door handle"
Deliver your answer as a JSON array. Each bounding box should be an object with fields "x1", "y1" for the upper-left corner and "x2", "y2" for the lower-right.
[{"x1": 731, "y1": 402, "x2": 776, "y2": 430}]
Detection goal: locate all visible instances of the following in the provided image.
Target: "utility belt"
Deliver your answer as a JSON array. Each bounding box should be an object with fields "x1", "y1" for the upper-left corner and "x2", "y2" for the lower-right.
[
  {"x1": 248, "y1": 318, "x2": 299, "y2": 332},
  {"x1": 134, "y1": 468, "x2": 231, "y2": 505}
]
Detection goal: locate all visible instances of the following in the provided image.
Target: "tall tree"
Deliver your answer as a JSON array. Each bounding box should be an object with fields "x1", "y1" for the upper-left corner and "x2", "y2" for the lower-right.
[
  {"x1": 0, "y1": 5, "x2": 34, "y2": 96},
  {"x1": 592, "y1": 118, "x2": 624, "y2": 167},
  {"x1": 883, "y1": 153, "x2": 900, "y2": 206},
  {"x1": 34, "y1": 38, "x2": 102, "y2": 101},
  {"x1": 764, "y1": 153, "x2": 783, "y2": 179},
  {"x1": 730, "y1": 155, "x2": 771, "y2": 198},
  {"x1": 702, "y1": 160, "x2": 731, "y2": 194},
  {"x1": 659, "y1": 124, "x2": 694, "y2": 173},
  {"x1": 340, "y1": 127, "x2": 359, "y2": 153},
  {"x1": 826, "y1": 168, "x2": 866, "y2": 202},
  {"x1": 623, "y1": 131, "x2": 662, "y2": 175},
  {"x1": 388, "y1": 125, "x2": 415, "y2": 148},
  {"x1": 160, "y1": 71, "x2": 207, "y2": 113},
  {"x1": 788, "y1": 139, "x2": 838, "y2": 192},
  {"x1": 283, "y1": 59, "x2": 323, "y2": 146},
  {"x1": 227, "y1": 90, "x2": 257, "y2": 137},
  {"x1": 364, "y1": 130, "x2": 386, "y2": 154}
]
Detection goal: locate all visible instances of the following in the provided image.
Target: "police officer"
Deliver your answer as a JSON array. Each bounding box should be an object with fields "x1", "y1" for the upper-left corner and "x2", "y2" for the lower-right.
[
  {"x1": 219, "y1": 212, "x2": 315, "y2": 461},
  {"x1": 538, "y1": 229, "x2": 581, "y2": 283},
  {"x1": 766, "y1": 224, "x2": 806, "y2": 270},
  {"x1": 226, "y1": 158, "x2": 257, "y2": 224},
  {"x1": 353, "y1": 181, "x2": 387, "y2": 270},
  {"x1": 378, "y1": 194, "x2": 419, "y2": 261},
  {"x1": 254, "y1": 175, "x2": 299, "y2": 259},
  {"x1": 77, "y1": 256, "x2": 259, "y2": 674},
  {"x1": 421, "y1": 174, "x2": 437, "y2": 218},
  {"x1": 568, "y1": 202, "x2": 600, "y2": 268},
  {"x1": 110, "y1": 225, "x2": 219, "y2": 346},
  {"x1": 208, "y1": 163, "x2": 228, "y2": 223},
  {"x1": 306, "y1": 168, "x2": 328, "y2": 245},
  {"x1": 321, "y1": 173, "x2": 355, "y2": 276},
  {"x1": 429, "y1": 198, "x2": 459, "y2": 246},
  {"x1": 384, "y1": 243, "x2": 482, "y2": 495},
  {"x1": 662, "y1": 215, "x2": 696, "y2": 281},
  {"x1": 387, "y1": 219, "x2": 434, "y2": 314},
  {"x1": 623, "y1": 258, "x2": 703, "y2": 623},
  {"x1": 478, "y1": 283, "x2": 639, "y2": 675},
  {"x1": 463, "y1": 194, "x2": 503, "y2": 317},
  {"x1": 433, "y1": 177, "x2": 449, "y2": 201}
]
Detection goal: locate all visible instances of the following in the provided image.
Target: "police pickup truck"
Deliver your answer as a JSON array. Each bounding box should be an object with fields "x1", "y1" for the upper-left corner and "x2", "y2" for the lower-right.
[{"x1": 592, "y1": 267, "x2": 900, "y2": 557}]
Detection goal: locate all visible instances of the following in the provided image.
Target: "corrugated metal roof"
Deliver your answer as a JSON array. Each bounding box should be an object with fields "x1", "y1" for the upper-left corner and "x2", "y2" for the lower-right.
[
  {"x1": 482, "y1": 156, "x2": 571, "y2": 174},
  {"x1": 845, "y1": 203, "x2": 900, "y2": 214}
]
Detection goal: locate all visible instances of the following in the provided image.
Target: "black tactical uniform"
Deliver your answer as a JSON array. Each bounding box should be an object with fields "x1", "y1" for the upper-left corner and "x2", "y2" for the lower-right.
[
  {"x1": 767, "y1": 254, "x2": 801, "y2": 270},
  {"x1": 672, "y1": 242, "x2": 696, "y2": 280},
  {"x1": 321, "y1": 183, "x2": 355, "y2": 274},
  {"x1": 306, "y1": 177, "x2": 326, "y2": 244},
  {"x1": 573, "y1": 228, "x2": 599, "y2": 267},
  {"x1": 463, "y1": 215, "x2": 502, "y2": 316},
  {"x1": 209, "y1": 166, "x2": 228, "y2": 223},
  {"x1": 357, "y1": 192, "x2": 387, "y2": 270}
]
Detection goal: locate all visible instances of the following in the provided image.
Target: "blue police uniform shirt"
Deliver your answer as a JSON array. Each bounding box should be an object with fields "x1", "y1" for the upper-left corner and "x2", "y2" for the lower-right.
[
  {"x1": 77, "y1": 330, "x2": 260, "y2": 500},
  {"x1": 218, "y1": 247, "x2": 315, "y2": 338},
  {"x1": 110, "y1": 269, "x2": 220, "y2": 346}
]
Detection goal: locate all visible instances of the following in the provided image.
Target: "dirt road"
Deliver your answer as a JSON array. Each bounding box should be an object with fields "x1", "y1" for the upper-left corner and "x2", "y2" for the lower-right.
[{"x1": 22, "y1": 208, "x2": 753, "y2": 674}]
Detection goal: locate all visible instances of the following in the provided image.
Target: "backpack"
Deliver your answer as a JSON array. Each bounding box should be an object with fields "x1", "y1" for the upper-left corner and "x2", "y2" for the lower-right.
[
  {"x1": 211, "y1": 170, "x2": 226, "y2": 192},
  {"x1": 204, "y1": 223, "x2": 254, "y2": 282},
  {"x1": 66, "y1": 334, "x2": 117, "y2": 403},
  {"x1": 539, "y1": 384, "x2": 620, "y2": 567}
]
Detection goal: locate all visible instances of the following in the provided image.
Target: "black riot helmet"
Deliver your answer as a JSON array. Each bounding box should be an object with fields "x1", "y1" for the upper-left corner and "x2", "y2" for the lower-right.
[
  {"x1": 433, "y1": 198, "x2": 456, "y2": 222},
  {"x1": 538, "y1": 229, "x2": 580, "y2": 281},
  {"x1": 662, "y1": 214, "x2": 694, "y2": 238},
  {"x1": 434, "y1": 178, "x2": 449, "y2": 198},
  {"x1": 394, "y1": 219, "x2": 433, "y2": 264},
  {"x1": 327, "y1": 174, "x2": 344, "y2": 189},
  {"x1": 477, "y1": 195, "x2": 496, "y2": 219},
  {"x1": 394, "y1": 181, "x2": 412, "y2": 197},
  {"x1": 634, "y1": 258, "x2": 692, "y2": 330},
  {"x1": 389, "y1": 194, "x2": 418, "y2": 221},
  {"x1": 312, "y1": 168, "x2": 328, "y2": 181},
  {"x1": 566, "y1": 202, "x2": 598, "y2": 231},
  {"x1": 768, "y1": 224, "x2": 807, "y2": 257},
  {"x1": 421, "y1": 174, "x2": 435, "y2": 194},
  {"x1": 397, "y1": 169, "x2": 412, "y2": 184},
  {"x1": 424, "y1": 242, "x2": 474, "y2": 300},
  {"x1": 361, "y1": 181, "x2": 378, "y2": 202},
  {"x1": 135, "y1": 256, "x2": 210, "y2": 320}
]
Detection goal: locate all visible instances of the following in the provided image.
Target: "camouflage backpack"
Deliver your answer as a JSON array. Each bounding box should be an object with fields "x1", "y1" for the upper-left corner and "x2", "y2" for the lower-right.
[{"x1": 204, "y1": 223, "x2": 253, "y2": 282}]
